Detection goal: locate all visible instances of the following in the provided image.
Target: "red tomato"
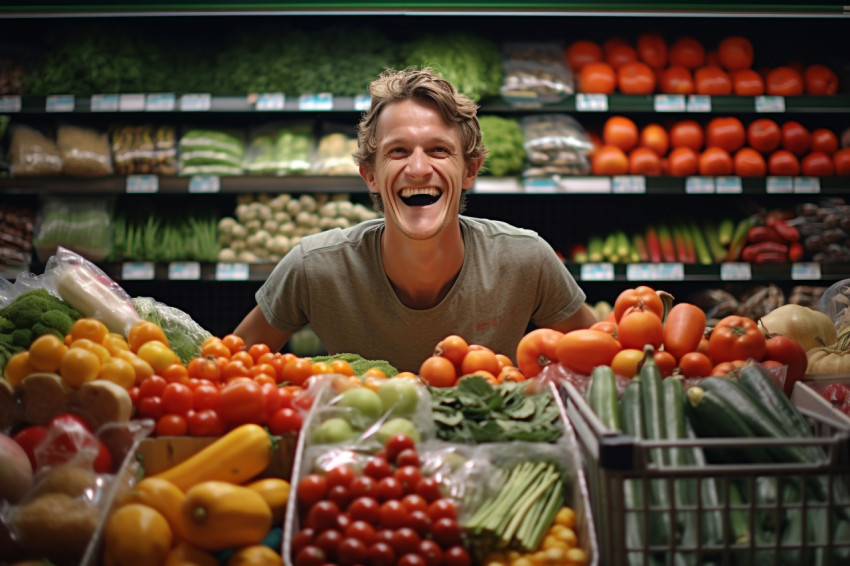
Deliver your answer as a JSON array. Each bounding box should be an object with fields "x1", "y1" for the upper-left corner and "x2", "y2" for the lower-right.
[
  {"x1": 191, "y1": 383, "x2": 220, "y2": 411},
  {"x1": 801, "y1": 151, "x2": 835, "y2": 177},
  {"x1": 294, "y1": 545, "x2": 326, "y2": 566},
  {"x1": 733, "y1": 147, "x2": 767, "y2": 177},
  {"x1": 427, "y1": 498, "x2": 458, "y2": 521},
  {"x1": 364, "y1": 456, "x2": 393, "y2": 480},
  {"x1": 155, "y1": 414, "x2": 188, "y2": 436},
  {"x1": 698, "y1": 147, "x2": 734, "y2": 176},
  {"x1": 591, "y1": 145, "x2": 629, "y2": 175},
  {"x1": 161, "y1": 382, "x2": 193, "y2": 415},
  {"x1": 297, "y1": 474, "x2": 329, "y2": 509},
  {"x1": 803, "y1": 63, "x2": 839, "y2": 95},
  {"x1": 218, "y1": 379, "x2": 266, "y2": 426},
  {"x1": 710, "y1": 360, "x2": 749, "y2": 378},
  {"x1": 636, "y1": 32, "x2": 668, "y2": 68},
  {"x1": 662, "y1": 303, "x2": 707, "y2": 361},
  {"x1": 187, "y1": 355, "x2": 221, "y2": 382},
  {"x1": 653, "y1": 350, "x2": 678, "y2": 377},
  {"x1": 555, "y1": 329, "x2": 623, "y2": 376},
  {"x1": 708, "y1": 315, "x2": 767, "y2": 364},
  {"x1": 694, "y1": 66, "x2": 732, "y2": 95},
  {"x1": 678, "y1": 351, "x2": 714, "y2": 378},
  {"x1": 767, "y1": 66, "x2": 805, "y2": 96},
  {"x1": 746, "y1": 119, "x2": 782, "y2": 154},
  {"x1": 628, "y1": 147, "x2": 663, "y2": 175},
  {"x1": 443, "y1": 545, "x2": 472, "y2": 566},
  {"x1": 578, "y1": 61, "x2": 617, "y2": 93},
  {"x1": 667, "y1": 147, "x2": 699, "y2": 176},
  {"x1": 810, "y1": 128, "x2": 839, "y2": 155},
  {"x1": 268, "y1": 407, "x2": 303, "y2": 435},
  {"x1": 187, "y1": 409, "x2": 225, "y2": 436},
  {"x1": 367, "y1": 541, "x2": 397, "y2": 566},
  {"x1": 348, "y1": 496, "x2": 381, "y2": 524},
  {"x1": 617, "y1": 310, "x2": 664, "y2": 350},
  {"x1": 768, "y1": 150, "x2": 801, "y2": 176},
  {"x1": 414, "y1": 477, "x2": 442, "y2": 503},
  {"x1": 835, "y1": 148, "x2": 850, "y2": 176},
  {"x1": 375, "y1": 477, "x2": 404, "y2": 502},
  {"x1": 379, "y1": 500, "x2": 409, "y2": 529},
  {"x1": 670, "y1": 120, "x2": 704, "y2": 151},
  {"x1": 11, "y1": 425, "x2": 48, "y2": 471},
  {"x1": 781, "y1": 121, "x2": 811, "y2": 156},
  {"x1": 706, "y1": 117, "x2": 746, "y2": 153},
  {"x1": 603, "y1": 116, "x2": 639, "y2": 152},
  {"x1": 338, "y1": 537, "x2": 369, "y2": 566},
  {"x1": 605, "y1": 41, "x2": 638, "y2": 69},
  {"x1": 614, "y1": 285, "x2": 664, "y2": 321},
  {"x1": 763, "y1": 336, "x2": 809, "y2": 396},
  {"x1": 731, "y1": 69, "x2": 765, "y2": 95},
  {"x1": 419, "y1": 540, "x2": 443, "y2": 566},
  {"x1": 515, "y1": 328, "x2": 564, "y2": 378},
  {"x1": 669, "y1": 36, "x2": 705, "y2": 69},
  {"x1": 139, "y1": 374, "x2": 167, "y2": 398},
  {"x1": 660, "y1": 65, "x2": 695, "y2": 94},
  {"x1": 565, "y1": 39, "x2": 603, "y2": 71},
  {"x1": 617, "y1": 60, "x2": 656, "y2": 94},
  {"x1": 717, "y1": 36, "x2": 753, "y2": 71}
]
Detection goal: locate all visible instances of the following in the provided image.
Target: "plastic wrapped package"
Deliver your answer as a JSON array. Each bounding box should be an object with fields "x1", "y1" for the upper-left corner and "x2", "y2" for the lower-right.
[
  {"x1": 179, "y1": 128, "x2": 245, "y2": 176},
  {"x1": 57, "y1": 123, "x2": 113, "y2": 177},
  {"x1": 818, "y1": 278, "x2": 850, "y2": 333},
  {"x1": 500, "y1": 42, "x2": 575, "y2": 106},
  {"x1": 131, "y1": 296, "x2": 212, "y2": 364},
  {"x1": 520, "y1": 114, "x2": 594, "y2": 177},
  {"x1": 7, "y1": 124, "x2": 63, "y2": 176},
  {"x1": 0, "y1": 204, "x2": 35, "y2": 273},
  {"x1": 33, "y1": 195, "x2": 114, "y2": 263},
  {"x1": 243, "y1": 122, "x2": 313, "y2": 176},
  {"x1": 311, "y1": 123, "x2": 358, "y2": 175},
  {"x1": 110, "y1": 123, "x2": 177, "y2": 175}
]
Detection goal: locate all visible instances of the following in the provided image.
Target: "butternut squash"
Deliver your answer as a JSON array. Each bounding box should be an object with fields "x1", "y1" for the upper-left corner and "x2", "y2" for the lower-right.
[
  {"x1": 151, "y1": 423, "x2": 273, "y2": 491},
  {"x1": 180, "y1": 481, "x2": 272, "y2": 552}
]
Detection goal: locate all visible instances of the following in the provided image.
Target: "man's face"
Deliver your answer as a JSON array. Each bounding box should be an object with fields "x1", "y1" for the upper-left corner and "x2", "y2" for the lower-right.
[{"x1": 360, "y1": 99, "x2": 480, "y2": 241}]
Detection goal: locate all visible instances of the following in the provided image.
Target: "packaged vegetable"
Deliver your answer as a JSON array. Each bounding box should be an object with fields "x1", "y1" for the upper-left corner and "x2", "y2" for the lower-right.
[
  {"x1": 500, "y1": 42, "x2": 575, "y2": 106},
  {"x1": 32, "y1": 195, "x2": 114, "y2": 263},
  {"x1": 7, "y1": 124, "x2": 63, "y2": 177},
  {"x1": 131, "y1": 296, "x2": 212, "y2": 364},
  {"x1": 520, "y1": 114, "x2": 594, "y2": 177},
  {"x1": 57, "y1": 123, "x2": 113, "y2": 177}
]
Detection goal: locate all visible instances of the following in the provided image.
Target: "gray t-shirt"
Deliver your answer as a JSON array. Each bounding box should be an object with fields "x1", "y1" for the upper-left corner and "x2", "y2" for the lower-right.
[{"x1": 256, "y1": 216, "x2": 586, "y2": 372}]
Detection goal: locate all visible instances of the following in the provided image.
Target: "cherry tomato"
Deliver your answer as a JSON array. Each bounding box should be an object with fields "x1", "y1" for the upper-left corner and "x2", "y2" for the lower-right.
[
  {"x1": 306, "y1": 500, "x2": 342, "y2": 532},
  {"x1": 384, "y1": 433, "x2": 416, "y2": 463},
  {"x1": 379, "y1": 500, "x2": 409, "y2": 529},
  {"x1": 419, "y1": 539, "x2": 444, "y2": 566},
  {"x1": 376, "y1": 477, "x2": 404, "y2": 502},
  {"x1": 367, "y1": 541, "x2": 397, "y2": 566},
  {"x1": 345, "y1": 520, "x2": 378, "y2": 545},
  {"x1": 394, "y1": 466, "x2": 423, "y2": 494},
  {"x1": 390, "y1": 527, "x2": 422, "y2": 557},
  {"x1": 364, "y1": 456, "x2": 393, "y2": 480},
  {"x1": 398, "y1": 554, "x2": 427, "y2": 566},
  {"x1": 187, "y1": 409, "x2": 225, "y2": 436},
  {"x1": 414, "y1": 477, "x2": 442, "y2": 502},
  {"x1": 291, "y1": 528, "x2": 316, "y2": 558},
  {"x1": 350, "y1": 476, "x2": 377, "y2": 499},
  {"x1": 348, "y1": 496, "x2": 381, "y2": 524},
  {"x1": 296, "y1": 474, "x2": 329, "y2": 509},
  {"x1": 431, "y1": 517, "x2": 463, "y2": 547},
  {"x1": 408, "y1": 509, "x2": 432, "y2": 537},
  {"x1": 155, "y1": 414, "x2": 188, "y2": 436},
  {"x1": 395, "y1": 448, "x2": 420, "y2": 468},
  {"x1": 443, "y1": 545, "x2": 472, "y2": 566},
  {"x1": 427, "y1": 499, "x2": 458, "y2": 522},
  {"x1": 11, "y1": 425, "x2": 48, "y2": 471},
  {"x1": 294, "y1": 545, "x2": 326, "y2": 566}
]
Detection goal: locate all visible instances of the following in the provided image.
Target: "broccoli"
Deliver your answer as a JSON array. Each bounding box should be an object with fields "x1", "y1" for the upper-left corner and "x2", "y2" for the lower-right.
[
  {"x1": 31, "y1": 323, "x2": 64, "y2": 341},
  {"x1": 0, "y1": 316, "x2": 14, "y2": 333},
  {"x1": 0, "y1": 289, "x2": 81, "y2": 364},
  {"x1": 9, "y1": 328, "x2": 32, "y2": 348},
  {"x1": 40, "y1": 310, "x2": 75, "y2": 336}
]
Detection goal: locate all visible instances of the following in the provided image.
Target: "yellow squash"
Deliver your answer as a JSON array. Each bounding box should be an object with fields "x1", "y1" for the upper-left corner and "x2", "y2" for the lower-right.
[
  {"x1": 180, "y1": 481, "x2": 273, "y2": 552},
  {"x1": 244, "y1": 477, "x2": 290, "y2": 526},
  {"x1": 152, "y1": 423, "x2": 273, "y2": 491},
  {"x1": 103, "y1": 503, "x2": 173, "y2": 566},
  {"x1": 163, "y1": 542, "x2": 219, "y2": 566},
  {"x1": 122, "y1": 476, "x2": 187, "y2": 540}
]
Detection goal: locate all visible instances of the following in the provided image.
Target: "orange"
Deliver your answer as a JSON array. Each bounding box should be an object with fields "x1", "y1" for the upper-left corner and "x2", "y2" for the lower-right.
[
  {"x1": 128, "y1": 320, "x2": 169, "y2": 353},
  {"x1": 98, "y1": 357, "x2": 136, "y2": 389},
  {"x1": 70, "y1": 317, "x2": 109, "y2": 345},
  {"x1": 4, "y1": 351, "x2": 36, "y2": 387},
  {"x1": 69, "y1": 338, "x2": 111, "y2": 363},
  {"x1": 60, "y1": 347, "x2": 101, "y2": 388},
  {"x1": 28, "y1": 333, "x2": 68, "y2": 372}
]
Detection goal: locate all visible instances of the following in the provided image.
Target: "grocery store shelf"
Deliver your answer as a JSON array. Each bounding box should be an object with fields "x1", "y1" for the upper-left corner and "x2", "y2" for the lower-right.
[
  {"x1": 5, "y1": 93, "x2": 850, "y2": 115},
  {"x1": 2, "y1": 174, "x2": 846, "y2": 195},
  {"x1": 92, "y1": 260, "x2": 850, "y2": 284}
]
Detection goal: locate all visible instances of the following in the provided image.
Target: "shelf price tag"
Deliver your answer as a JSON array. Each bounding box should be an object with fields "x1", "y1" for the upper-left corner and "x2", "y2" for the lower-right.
[
  {"x1": 612, "y1": 175, "x2": 646, "y2": 194},
  {"x1": 653, "y1": 94, "x2": 686, "y2": 112},
  {"x1": 559, "y1": 176, "x2": 611, "y2": 193},
  {"x1": 119, "y1": 93, "x2": 146, "y2": 111},
  {"x1": 146, "y1": 93, "x2": 176, "y2": 111},
  {"x1": 168, "y1": 262, "x2": 201, "y2": 280},
  {"x1": 255, "y1": 93, "x2": 285, "y2": 111},
  {"x1": 715, "y1": 176, "x2": 742, "y2": 194},
  {"x1": 685, "y1": 176, "x2": 714, "y2": 194},
  {"x1": 794, "y1": 177, "x2": 821, "y2": 194},
  {"x1": 188, "y1": 175, "x2": 220, "y2": 193},
  {"x1": 215, "y1": 262, "x2": 250, "y2": 281},
  {"x1": 581, "y1": 263, "x2": 615, "y2": 281},
  {"x1": 90, "y1": 94, "x2": 119, "y2": 112},
  {"x1": 575, "y1": 93, "x2": 608, "y2": 112},
  {"x1": 354, "y1": 94, "x2": 371, "y2": 111},
  {"x1": 720, "y1": 262, "x2": 752, "y2": 281},
  {"x1": 472, "y1": 178, "x2": 521, "y2": 193},
  {"x1": 126, "y1": 174, "x2": 159, "y2": 193},
  {"x1": 766, "y1": 176, "x2": 793, "y2": 194},
  {"x1": 686, "y1": 95, "x2": 711, "y2": 112},
  {"x1": 755, "y1": 95, "x2": 785, "y2": 113},
  {"x1": 0, "y1": 95, "x2": 21, "y2": 112},
  {"x1": 791, "y1": 262, "x2": 821, "y2": 280},
  {"x1": 46, "y1": 94, "x2": 75, "y2": 112},
  {"x1": 180, "y1": 93, "x2": 211, "y2": 111},
  {"x1": 523, "y1": 177, "x2": 560, "y2": 193},
  {"x1": 299, "y1": 93, "x2": 333, "y2": 111},
  {"x1": 122, "y1": 262, "x2": 155, "y2": 280},
  {"x1": 627, "y1": 262, "x2": 684, "y2": 281}
]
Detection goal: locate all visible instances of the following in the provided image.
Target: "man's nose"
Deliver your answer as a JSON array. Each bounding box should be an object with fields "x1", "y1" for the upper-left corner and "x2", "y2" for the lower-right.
[{"x1": 406, "y1": 148, "x2": 431, "y2": 177}]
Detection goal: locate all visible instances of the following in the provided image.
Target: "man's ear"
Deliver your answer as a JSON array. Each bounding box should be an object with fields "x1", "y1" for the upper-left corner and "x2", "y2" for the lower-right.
[
  {"x1": 463, "y1": 156, "x2": 485, "y2": 190},
  {"x1": 359, "y1": 164, "x2": 378, "y2": 193}
]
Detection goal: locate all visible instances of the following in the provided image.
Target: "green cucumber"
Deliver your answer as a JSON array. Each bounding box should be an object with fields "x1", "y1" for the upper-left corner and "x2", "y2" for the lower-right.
[
  {"x1": 663, "y1": 377, "x2": 697, "y2": 554},
  {"x1": 588, "y1": 365, "x2": 620, "y2": 431},
  {"x1": 683, "y1": 421, "x2": 724, "y2": 549},
  {"x1": 737, "y1": 364, "x2": 814, "y2": 440},
  {"x1": 588, "y1": 234, "x2": 604, "y2": 262},
  {"x1": 684, "y1": 386, "x2": 773, "y2": 463},
  {"x1": 619, "y1": 380, "x2": 646, "y2": 560},
  {"x1": 688, "y1": 221, "x2": 713, "y2": 265}
]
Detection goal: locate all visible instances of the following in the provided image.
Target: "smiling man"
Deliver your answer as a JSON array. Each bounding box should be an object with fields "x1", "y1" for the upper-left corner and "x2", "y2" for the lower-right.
[{"x1": 233, "y1": 67, "x2": 596, "y2": 372}]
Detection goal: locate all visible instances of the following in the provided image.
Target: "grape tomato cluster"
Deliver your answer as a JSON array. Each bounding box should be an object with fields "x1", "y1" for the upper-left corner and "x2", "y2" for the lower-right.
[{"x1": 291, "y1": 433, "x2": 472, "y2": 566}]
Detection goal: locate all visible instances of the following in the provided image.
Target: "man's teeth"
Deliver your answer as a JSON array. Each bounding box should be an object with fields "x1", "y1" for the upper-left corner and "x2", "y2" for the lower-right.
[
  {"x1": 400, "y1": 188, "x2": 440, "y2": 198},
  {"x1": 400, "y1": 187, "x2": 442, "y2": 206}
]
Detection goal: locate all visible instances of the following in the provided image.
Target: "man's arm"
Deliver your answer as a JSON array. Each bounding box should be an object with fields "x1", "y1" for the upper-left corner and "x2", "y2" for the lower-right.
[
  {"x1": 233, "y1": 306, "x2": 293, "y2": 353},
  {"x1": 546, "y1": 302, "x2": 598, "y2": 334}
]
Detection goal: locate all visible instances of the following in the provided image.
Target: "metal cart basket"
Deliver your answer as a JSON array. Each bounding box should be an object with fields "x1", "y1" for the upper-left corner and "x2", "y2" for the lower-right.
[{"x1": 561, "y1": 379, "x2": 850, "y2": 566}]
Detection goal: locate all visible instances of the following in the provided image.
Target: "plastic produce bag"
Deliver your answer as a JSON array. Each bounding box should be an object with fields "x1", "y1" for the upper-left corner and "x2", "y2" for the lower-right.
[
  {"x1": 520, "y1": 114, "x2": 593, "y2": 177},
  {"x1": 7, "y1": 123, "x2": 63, "y2": 176},
  {"x1": 131, "y1": 296, "x2": 212, "y2": 364},
  {"x1": 311, "y1": 122, "x2": 358, "y2": 176},
  {"x1": 110, "y1": 123, "x2": 177, "y2": 175},
  {"x1": 818, "y1": 278, "x2": 850, "y2": 333},
  {"x1": 32, "y1": 195, "x2": 114, "y2": 263},
  {"x1": 57, "y1": 123, "x2": 113, "y2": 177},
  {"x1": 500, "y1": 42, "x2": 575, "y2": 106},
  {"x1": 243, "y1": 122, "x2": 313, "y2": 176},
  {"x1": 43, "y1": 246, "x2": 140, "y2": 336},
  {"x1": 179, "y1": 128, "x2": 245, "y2": 176}
]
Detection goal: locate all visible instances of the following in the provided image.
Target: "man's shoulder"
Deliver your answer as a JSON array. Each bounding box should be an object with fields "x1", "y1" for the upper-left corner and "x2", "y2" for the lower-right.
[
  {"x1": 299, "y1": 218, "x2": 384, "y2": 254},
  {"x1": 460, "y1": 216, "x2": 541, "y2": 241}
]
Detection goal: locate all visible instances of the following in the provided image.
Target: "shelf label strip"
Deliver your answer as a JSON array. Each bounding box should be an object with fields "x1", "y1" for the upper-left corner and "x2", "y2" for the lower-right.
[
  {"x1": 122, "y1": 262, "x2": 155, "y2": 280},
  {"x1": 576, "y1": 93, "x2": 608, "y2": 112},
  {"x1": 91, "y1": 94, "x2": 119, "y2": 112},
  {"x1": 188, "y1": 175, "x2": 221, "y2": 193},
  {"x1": 581, "y1": 263, "x2": 615, "y2": 281},
  {"x1": 168, "y1": 262, "x2": 201, "y2": 280},
  {"x1": 0, "y1": 95, "x2": 21, "y2": 112},
  {"x1": 146, "y1": 93, "x2": 176, "y2": 111},
  {"x1": 46, "y1": 94, "x2": 75, "y2": 112},
  {"x1": 126, "y1": 174, "x2": 159, "y2": 193},
  {"x1": 720, "y1": 262, "x2": 752, "y2": 281},
  {"x1": 215, "y1": 262, "x2": 250, "y2": 281},
  {"x1": 299, "y1": 93, "x2": 333, "y2": 111},
  {"x1": 686, "y1": 95, "x2": 711, "y2": 113},
  {"x1": 180, "y1": 93, "x2": 212, "y2": 111},
  {"x1": 755, "y1": 95, "x2": 786, "y2": 113},
  {"x1": 627, "y1": 262, "x2": 684, "y2": 281},
  {"x1": 791, "y1": 262, "x2": 821, "y2": 280}
]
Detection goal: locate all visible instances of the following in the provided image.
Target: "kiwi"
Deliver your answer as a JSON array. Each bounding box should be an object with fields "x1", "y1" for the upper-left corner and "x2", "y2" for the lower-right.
[{"x1": 13, "y1": 492, "x2": 100, "y2": 563}]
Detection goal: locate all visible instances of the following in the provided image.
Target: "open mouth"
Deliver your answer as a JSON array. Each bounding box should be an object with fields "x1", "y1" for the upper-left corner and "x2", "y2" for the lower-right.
[{"x1": 400, "y1": 187, "x2": 442, "y2": 206}]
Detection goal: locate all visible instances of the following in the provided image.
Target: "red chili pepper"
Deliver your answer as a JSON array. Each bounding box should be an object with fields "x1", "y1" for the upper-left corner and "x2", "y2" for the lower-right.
[
  {"x1": 788, "y1": 241, "x2": 805, "y2": 262},
  {"x1": 741, "y1": 241, "x2": 789, "y2": 262},
  {"x1": 772, "y1": 219, "x2": 801, "y2": 242},
  {"x1": 747, "y1": 225, "x2": 785, "y2": 244}
]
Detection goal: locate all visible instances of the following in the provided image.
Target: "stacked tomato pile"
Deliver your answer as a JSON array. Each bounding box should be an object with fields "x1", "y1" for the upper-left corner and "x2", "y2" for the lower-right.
[
  {"x1": 590, "y1": 114, "x2": 848, "y2": 177},
  {"x1": 291, "y1": 433, "x2": 471, "y2": 566},
  {"x1": 417, "y1": 335, "x2": 526, "y2": 388},
  {"x1": 565, "y1": 33, "x2": 839, "y2": 97}
]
